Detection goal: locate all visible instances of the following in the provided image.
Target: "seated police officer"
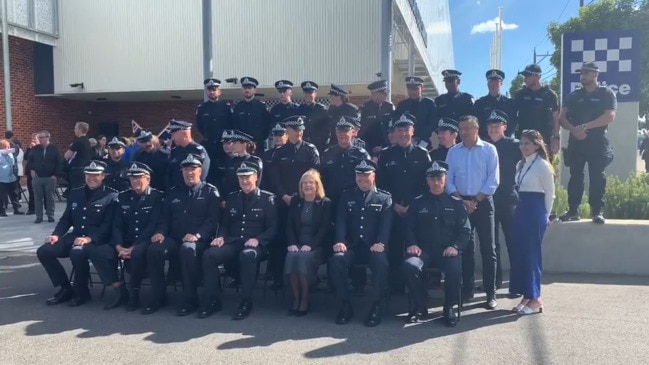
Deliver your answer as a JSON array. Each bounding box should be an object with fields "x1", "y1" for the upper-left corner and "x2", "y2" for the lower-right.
[
  {"x1": 144, "y1": 154, "x2": 220, "y2": 315},
  {"x1": 205, "y1": 161, "x2": 277, "y2": 320},
  {"x1": 403, "y1": 161, "x2": 471, "y2": 327},
  {"x1": 108, "y1": 162, "x2": 164, "y2": 311},
  {"x1": 329, "y1": 160, "x2": 392, "y2": 327},
  {"x1": 37, "y1": 161, "x2": 118, "y2": 306}
]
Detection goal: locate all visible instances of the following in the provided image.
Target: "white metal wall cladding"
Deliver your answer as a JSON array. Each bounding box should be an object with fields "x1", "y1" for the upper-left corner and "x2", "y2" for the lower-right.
[
  {"x1": 212, "y1": 0, "x2": 382, "y2": 89},
  {"x1": 53, "y1": 0, "x2": 203, "y2": 94}
]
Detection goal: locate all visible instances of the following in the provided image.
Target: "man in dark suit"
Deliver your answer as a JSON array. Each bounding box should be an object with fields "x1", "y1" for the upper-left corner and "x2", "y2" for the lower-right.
[{"x1": 329, "y1": 160, "x2": 392, "y2": 327}]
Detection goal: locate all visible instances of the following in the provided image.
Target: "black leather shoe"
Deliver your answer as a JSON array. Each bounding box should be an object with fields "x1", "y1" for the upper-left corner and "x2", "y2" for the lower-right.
[
  {"x1": 197, "y1": 299, "x2": 223, "y2": 318},
  {"x1": 26, "y1": 210, "x2": 35, "y2": 215},
  {"x1": 364, "y1": 303, "x2": 382, "y2": 327},
  {"x1": 13, "y1": 210, "x2": 24, "y2": 215},
  {"x1": 559, "y1": 211, "x2": 580, "y2": 222},
  {"x1": 406, "y1": 308, "x2": 429, "y2": 323},
  {"x1": 485, "y1": 296, "x2": 498, "y2": 310},
  {"x1": 34, "y1": 218, "x2": 43, "y2": 223},
  {"x1": 125, "y1": 290, "x2": 140, "y2": 312},
  {"x1": 226, "y1": 278, "x2": 240, "y2": 289},
  {"x1": 443, "y1": 309, "x2": 458, "y2": 327},
  {"x1": 592, "y1": 213, "x2": 606, "y2": 224},
  {"x1": 233, "y1": 299, "x2": 253, "y2": 320},
  {"x1": 48, "y1": 217, "x2": 56, "y2": 223},
  {"x1": 104, "y1": 286, "x2": 129, "y2": 310},
  {"x1": 141, "y1": 299, "x2": 166, "y2": 315},
  {"x1": 0, "y1": 211, "x2": 8, "y2": 217},
  {"x1": 45, "y1": 287, "x2": 74, "y2": 305},
  {"x1": 507, "y1": 292, "x2": 522, "y2": 299},
  {"x1": 335, "y1": 301, "x2": 353, "y2": 325},
  {"x1": 177, "y1": 302, "x2": 197, "y2": 317},
  {"x1": 68, "y1": 293, "x2": 91, "y2": 307}
]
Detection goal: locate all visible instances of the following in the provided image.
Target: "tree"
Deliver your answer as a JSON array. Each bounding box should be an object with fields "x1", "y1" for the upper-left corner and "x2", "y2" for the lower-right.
[
  {"x1": 547, "y1": 0, "x2": 649, "y2": 114},
  {"x1": 509, "y1": 74, "x2": 524, "y2": 97}
]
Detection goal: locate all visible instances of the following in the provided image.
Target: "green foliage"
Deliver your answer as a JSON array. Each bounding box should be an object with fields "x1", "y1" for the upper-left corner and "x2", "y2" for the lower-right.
[
  {"x1": 603, "y1": 173, "x2": 649, "y2": 218},
  {"x1": 508, "y1": 74, "x2": 524, "y2": 97},
  {"x1": 546, "y1": 0, "x2": 649, "y2": 114}
]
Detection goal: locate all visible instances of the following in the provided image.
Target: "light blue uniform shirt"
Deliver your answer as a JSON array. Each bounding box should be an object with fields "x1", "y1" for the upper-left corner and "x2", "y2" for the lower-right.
[
  {"x1": 445, "y1": 139, "x2": 499, "y2": 196},
  {"x1": 0, "y1": 152, "x2": 17, "y2": 183}
]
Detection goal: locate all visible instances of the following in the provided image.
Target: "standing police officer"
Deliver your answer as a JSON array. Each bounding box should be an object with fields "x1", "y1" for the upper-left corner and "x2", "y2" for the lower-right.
[
  {"x1": 233, "y1": 77, "x2": 272, "y2": 152},
  {"x1": 485, "y1": 110, "x2": 521, "y2": 289},
  {"x1": 429, "y1": 117, "x2": 459, "y2": 162},
  {"x1": 211, "y1": 130, "x2": 263, "y2": 198},
  {"x1": 166, "y1": 120, "x2": 210, "y2": 189},
  {"x1": 474, "y1": 69, "x2": 518, "y2": 139},
  {"x1": 196, "y1": 78, "x2": 233, "y2": 161},
  {"x1": 403, "y1": 161, "x2": 470, "y2": 327},
  {"x1": 204, "y1": 161, "x2": 277, "y2": 320},
  {"x1": 109, "y1": 162, "x2": 165, "y2": 311},
  {"x1": 330, "y1": 160, "x2": 392, "y2": 327},
  {"x1": 270, "y1": 80, "x2": 301, "y2": 127},
  {"x1": 37, "y1": 161, "x2": 118, "y2": 307},
  {"x1": 394, "y1": 77, "x2": 437, "y2": 149},
  {"x1": 359, "y1": 80, "x2": 394, "y2": 158},
  {"x1": 298, "y1": 81, "x2": 330, "y2": 153},
  {"x1": 260, "y1": 123, "x2": 288, "y2": 192},
  {"x1": 559, "y1": 62, "x2": 616, "y2": 224},
  {"x1": 103, "y1": 137, "x2": 130, "y2": 192},
  {"x1": 435, "y1": 70, "x2": 474, "y2": 123},
  {"x1": 144, "y1": 154, "x2": 220, "y2": 315},
  {"x1": 327, "y1": 84, "x2": 360, "y2": 146},
  {"x1": 131, "y1": 130, "x2": 169, "y2": 191},
  {"x1": 376, "y1": 114, "x2": 431, "y2": 292}
]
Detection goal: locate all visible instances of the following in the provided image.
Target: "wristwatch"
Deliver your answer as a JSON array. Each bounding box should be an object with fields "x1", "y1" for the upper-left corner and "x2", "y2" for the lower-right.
[{"x1": 195, "y1": 233, "x2": 202, "y2": 240}]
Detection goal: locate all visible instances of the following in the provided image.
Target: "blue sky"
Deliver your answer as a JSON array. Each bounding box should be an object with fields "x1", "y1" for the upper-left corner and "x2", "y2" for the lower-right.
[{"x1": 448, "y1": 0, "x2": 581, "y2": 97}]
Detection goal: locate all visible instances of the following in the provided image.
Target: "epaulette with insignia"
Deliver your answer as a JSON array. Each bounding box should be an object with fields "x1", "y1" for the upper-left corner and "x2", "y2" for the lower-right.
[
  {"x1": 105, "y1": 186, "x2": 119, "y2": 193},
  {"x1": 451, "y1": 195, "x2": 462, "y2": 201},
  {"x1": 71, "y1": 186, "x2": 85, "y2": 191},
  {"x1": 414, "y1": 194, "x2": 424, "y2": 200},
  {"x1": 118, "y1": 188, "x2": 133, "y2": 195},
  {"x1": 376, "y1": 188, "x2": 391, "y2": 196}
]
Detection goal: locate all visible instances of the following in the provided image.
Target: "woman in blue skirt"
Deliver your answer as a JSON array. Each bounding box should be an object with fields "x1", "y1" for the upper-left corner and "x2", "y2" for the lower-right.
[{"x1": 510, "y1": 130, "x2": 555, "y2": 314}]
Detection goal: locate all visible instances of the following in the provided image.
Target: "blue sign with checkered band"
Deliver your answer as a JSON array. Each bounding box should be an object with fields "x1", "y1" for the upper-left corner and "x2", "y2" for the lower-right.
[{"x1": 562, "y1": 30, "x2": 642, "y2": 102}]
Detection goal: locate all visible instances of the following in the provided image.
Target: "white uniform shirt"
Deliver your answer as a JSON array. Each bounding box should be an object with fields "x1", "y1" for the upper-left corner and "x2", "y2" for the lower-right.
[{"x1": 515, "y1": 153, "x2": 555, "y2": 214}]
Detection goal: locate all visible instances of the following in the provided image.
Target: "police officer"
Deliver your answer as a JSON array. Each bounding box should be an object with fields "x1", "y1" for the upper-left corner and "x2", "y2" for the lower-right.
[
  {"x1": 403, "y1": 161, "x2": 470, "y2": 327},
  {"x1": 435, "y1": 70, "x2": 474, "y2": 123},
  {"x1": 429, "y1": 117, "x2": 459, "y2": 162},
  {"x1": 233, "y1": 77, "x2": 273, "y2": 152},
  {"x1": 211, "y1": 130, "x2": 263, "y2": 198},
  {"x1": 376, "y1": 113, "x2": 431, "y2": 292},
  {"x1": 321, "y1": 116, "x2": 371, "y2": 208},
  {"x1": 327, "y1": 84, "x2": 360, "y2": 146},
  {"x1": 359, "y1": 80, "x2": 394, "y2": 157},
  {"x1": 269, "y1": 115, "x2": 320, "y2": 288},
  {"x1": 131, "y1": 130, "x2": 169, "y2": 191},
  {"x1": 37, "y1": 161, "x2": 118, "y2": 307},
  {"x1": 394, "y1": 77, "x2": 437, "y2": 148},
  {"x1": 270, "y1": 80, "x2": 301, "y2": 127},
  {"x1": 330, "y1": 160, "x2": 392, "y2": 327},
  {"x1": 107, "y1": 162, "x2": 165, "y2": 311},
  {"x1": 298, "y1": 81, "x2": 329, "y2": 153},
  {"x1": 203, "y1": 161, "x2": 277, "y2": 320},
  {"x1": 485, "y1": 110, "x2": 521, "y2": 290},
  {"x1": 196, "y1": 78, "x2": 233, "y2": 161},
  {"x1": 474, "y1": 69, "x2": 518, "y2": 139},
  {"x1": 514, "y1": 64, "x2": 560, "y2": 155},
  {"x1": 260, "y1": 123, "x2": 288, "y2": 192},
  {"x1": 559, "y1": 62, "x2": 616, "y2": 224},
  {"x1": 145, "y1": 154, "x2": 220, "y2": 315},
  {"x1": 103, "y1": 137, "x2": 130, "y2": 191},
  {"x1": 166, "y1": 120, "x2": 210, "y2": 189}
]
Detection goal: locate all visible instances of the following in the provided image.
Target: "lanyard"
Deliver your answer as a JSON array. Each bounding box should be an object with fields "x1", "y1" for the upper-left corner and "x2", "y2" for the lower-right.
[{"x1": 516, "y1": 155, "x2": 539, "y2": 189}]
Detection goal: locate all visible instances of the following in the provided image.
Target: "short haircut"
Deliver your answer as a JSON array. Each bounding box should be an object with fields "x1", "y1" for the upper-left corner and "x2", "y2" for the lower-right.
[
  {"x1": 4, "y1": 131, "x2": 14, "y2": 139},
  {"x1": 458, "y1": 115, "x2": 479, "y2": 128},
  {"x1": 0, "y1": 138, "x2": 9, "y2": 148},
  {"x1": 39, "y1": 130, "x2": 51, "y2": 138},
  {"x1": 299, "y1": 169, "x2": 326, "y2": 199},
  {"x1": 75, "y1": 122, "x2": 89, "y2": 133}
]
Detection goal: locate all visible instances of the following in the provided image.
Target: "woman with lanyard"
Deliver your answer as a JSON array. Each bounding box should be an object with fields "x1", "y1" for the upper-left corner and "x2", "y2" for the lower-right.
[
  {"x1": 213, "y1": 130, "x2": 263, "y2": 199},
  {"x1": 510, "y1": 129, "x2": 555, "y2": 314}
]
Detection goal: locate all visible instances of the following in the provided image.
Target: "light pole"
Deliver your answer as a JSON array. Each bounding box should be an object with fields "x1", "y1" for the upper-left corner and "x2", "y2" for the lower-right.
[{"x1": 1, "y1": 0, "x2": 12, "y2": 130}]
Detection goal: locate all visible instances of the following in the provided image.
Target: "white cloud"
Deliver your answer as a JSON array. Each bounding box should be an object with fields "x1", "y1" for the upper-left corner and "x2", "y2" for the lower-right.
[
  {"x1": 477, "y1": 0, "x2": 481, "y2": 5},
  {"x1": 427, "y1": 21, "x2": 452, "y2": 35},
  {"x1": 470, "y1": 17, "x2": 519, "y2": 35}
]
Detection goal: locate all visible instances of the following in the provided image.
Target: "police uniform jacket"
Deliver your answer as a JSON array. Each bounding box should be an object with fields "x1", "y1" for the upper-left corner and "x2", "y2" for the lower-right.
[
  {"x1": 167, "y1": 142, "x2": 210, "y2": 189},
  {"x1": 53, "y1": 184, "x2": 118, "y2": 244},
  {"x1": 359, "y1": 100, "x2": 394, "y2": 153},
  {"x1": 435, "y1": 92, "x2": 474, "y2": 123},
  {"x1": 131, "y1": 148, "x2": 169, "y2": 191},
  {"x1": 429, "y1": 145, "x2": 451, "y2": 162},
  {"x1": 270, "y1": 102, "x2": 301, "y2": 127},
  {"x1": 196, "y1": 100, "x2": 233, "y2": 142},
  {"x1": 490, "y1": 137, "x2": 521, "y2": 202},
  {"x1": 327, "y1": 103, "x2": 360, "y2": 145},
  {"x1": 377, "y1": 143, "x2": 431, "y2": 206},
  {"x1": 394, "y1": 97, "x2": 438, "y2": 142},
  {"x1": 156, "y1": 181, "x2": 220, "y2": 241},
  {"x1": 405, "y1": 191, "x2": 471, "y2": 252},
  {"x1": 102, "y1": 157, "x2": 130, "y2": 192},
  {"x1": 212, "y1": 154, "x2": 263, "y2": 198},
  {"x1": 112, "y1": 186, "x2": 164, "y2": 246},
  {"x1": 270, "y1": 140, "x2": 320, "y2": 197},
  {"x1": 563, "y1": 86, "x2": 617, "y2": 153},
  {"x1": 335, "y1": 187, "x2": 392, "y2": 249},
  {"x1": 474, "y1": 94, "x2": 518, "y2": 139},
  {"x1": 218, "y1": 188, "x2": 278, "y2": 246},
  {"x1": 260, "y1": 147, "x2": 280, "y2": 192},
  {"x1": 233, "y1": 99, "x2": 273, "y2": 148},
  {"x1": 298, "y1": 102, "x2": 329, "y2": 152},
  {"x1": 320, "y1": 145, "x2": 370, "y2": 201},
  {"x1": 514, "y1": 86, "x2": 559, "y2": 141}
]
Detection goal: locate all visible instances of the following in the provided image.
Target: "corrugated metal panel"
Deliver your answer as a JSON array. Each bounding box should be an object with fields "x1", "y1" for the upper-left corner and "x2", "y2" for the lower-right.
[
  {"x1": 53, "y1": 0, "x2": 203, "y2": 94},
  {"x1": 213, "y1": 0, "x2": 381, "y2": 89}
]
